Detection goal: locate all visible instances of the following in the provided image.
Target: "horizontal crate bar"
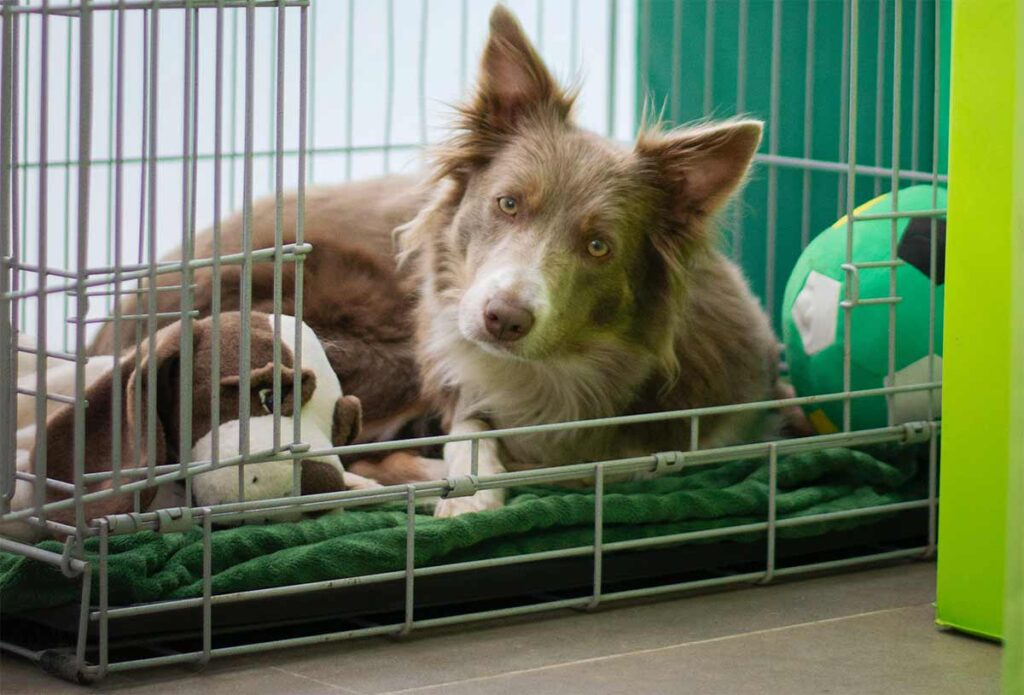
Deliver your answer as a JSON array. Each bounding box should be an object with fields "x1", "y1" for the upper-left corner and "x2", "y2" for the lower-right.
[
  {"x1": 70, "y1": 382, "x2": 943, "y2": 491},
  {"x1": 15, "y1": 470, "x2": 77, "y2": 493},
  {"x1": 0, "y1": 538, "x2": 87, "y2": 573},
  {"x1": 853, "y1": 260, "x2": 905, "y2": 269},
  {"x1": 74, "y1": 284, "x2": 193, "y2": 298},
  {"x1": 4, "y1": 414, "x2": 937, "y2": 528},
  {"x1": 15, "y1": 143, "x2": 421, "y2": 171},
  {"x1": 3, "y1": 244, "x2": 311, "y2": 301},
  {"x1": 67, "y1": 310, "x2": 198, "y2": 324},
  {"x1": 84, "y1": 243, "x2": 312, "y2": 276},
  {"x1": 16, "y1": 345, "x2": 78, "y2": 362},
  {"x1": 79, "y1": 544, "x2": 930, "y2": 675},
  {"x1": 841, "y1": 296, "x2": 902, "y2": 308},
  {"x1": 770, "y1": 547, "x2": 929, "y2": 578},
  {"x1": 89, "y1": 497, "x2": 933, "y2": 622},
  {"x1": 9, "y1": 262, "x2": 77, "y2": 279},
  {"x1": 15, "y1": 387, "x2": 75, "y2": 404},
  {"x1": 0, "y1": 641, "x2": 41, "y2": 661},
  {"x1": 754, "y1": 152, "x2": 949, "y2": 184},
  {"x1": 851, "y1": 208, "x2": 946, "y2": 222},
  {"x1": 6, "y1": 0, "x2": 308, "y2": 17}
]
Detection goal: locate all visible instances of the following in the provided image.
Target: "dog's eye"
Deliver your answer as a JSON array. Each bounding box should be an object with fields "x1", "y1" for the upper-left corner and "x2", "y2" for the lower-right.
[
  {"x1": 258, "y1": 388, "x2": 274, "y2": 414},
  {"x1": 497, "y1": 196, "x2": 518, "y2": 216},
  {"x1": 587, "y1": 239, "x2": 611, "y2": 258}
]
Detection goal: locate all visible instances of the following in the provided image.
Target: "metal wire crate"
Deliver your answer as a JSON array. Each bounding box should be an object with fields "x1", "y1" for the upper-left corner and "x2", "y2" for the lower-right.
[{"x1": 0, "y1": 0, "x2": 947, "y2": 682}]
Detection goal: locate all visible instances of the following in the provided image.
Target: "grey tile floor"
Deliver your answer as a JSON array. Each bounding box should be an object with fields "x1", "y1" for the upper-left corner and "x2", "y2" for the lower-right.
[{"x1": 0, "y1": 562, "x2": 1002, "y2": 694}]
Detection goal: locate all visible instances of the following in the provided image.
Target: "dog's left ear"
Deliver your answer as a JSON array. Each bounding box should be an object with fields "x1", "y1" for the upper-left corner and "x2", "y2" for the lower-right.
[
  {"x1": 332, "y1": 395, "x2": 362, "y2": 447},
  {"x1": 636, "y1": 119, "x2": 763, "y2": 222}
]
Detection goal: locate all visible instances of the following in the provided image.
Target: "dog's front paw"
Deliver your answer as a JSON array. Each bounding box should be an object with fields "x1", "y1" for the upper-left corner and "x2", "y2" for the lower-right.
[{"x1": 433, "y1": 489, "x2": 505, "y2": 518}]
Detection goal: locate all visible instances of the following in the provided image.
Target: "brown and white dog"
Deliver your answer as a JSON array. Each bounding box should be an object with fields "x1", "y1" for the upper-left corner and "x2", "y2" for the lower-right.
[
  {"x1": 398, "y1": 7, "x2": 781, "y2": 516},
  {"x1": 88, "y1": 6, "x2": 783, "y2": 518}
]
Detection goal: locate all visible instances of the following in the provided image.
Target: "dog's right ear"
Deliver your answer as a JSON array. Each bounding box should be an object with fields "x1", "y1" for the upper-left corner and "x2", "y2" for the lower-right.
[
  {"x1": 476, "y1": 5, "x2": 572, "y2": 131},
  {"x1": 438, "y1": 5, "x2": 574, "y2": 180}
]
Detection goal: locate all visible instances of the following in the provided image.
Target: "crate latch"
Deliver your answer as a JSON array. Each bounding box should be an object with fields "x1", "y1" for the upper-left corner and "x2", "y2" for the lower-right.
[
  {"x1": 444, "y1": 475, "x2": 479, "y2": 498},
  {"x1": 901, "y1": 421, "x2": 932, "y2": 444},
  {"x1": 653, "y1": 451, "x2": 686, "y2": 476},
  {"x1": 155, "y1": 506, "x2": 194, "y2": 534}
]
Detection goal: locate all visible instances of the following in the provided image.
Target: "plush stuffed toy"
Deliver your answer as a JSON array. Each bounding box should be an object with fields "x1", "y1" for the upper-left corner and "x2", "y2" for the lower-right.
[
  {"x1": 3, "y1": 311, "x2": 373, "y2": 542},
  {"x1": 191, "y1": 313, "x2": 377, "y2": 520}
]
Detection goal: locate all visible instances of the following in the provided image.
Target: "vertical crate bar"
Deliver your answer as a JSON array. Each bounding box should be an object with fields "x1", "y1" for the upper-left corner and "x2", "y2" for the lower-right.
[
  {"x1": 144, "y1": 1, "x2": 160, "y2": 482},
  {"x1": 73, "y1": 0, "x2": 96, "y2": 537},
  {"x1": 272, "y1": 0, "x2": 286, "y2": 451},
  {"x1": 292, "y1": 0, "x2": 309, "y2": 495},
  {"x1": 605, "y1": 0, "x2": 618, "y2": 138},
  {"x1": 0, "y1": 0, "x2": 16, "y2": 516},
  {"x1": 383, "y1": 0, "x2": 395, "y2": 173},
  {"x1": 886, "y1": 0, "x2": 903, "y2": 428},
  {"x1": 401, "y1": 485, "x2": 416, "y2": 636},
  {"x1": 799, "y1": 0, "x2": 816, "y2": 249},
  {"x1": 109, "y1": 0, "x2": 126, "y2": 493},
  {"x1": 179, "y1": 0, "x2": 196, "y2": 488},
  {"x1": 842, "y1": 0, "x2": 860, "y2": 433},
  {"x1": 837, "y1": 0, "x2": 850, "y2": 218},
  {"x1": 237, "y1": 0, "x2": 256, "y2": 501},
  {"x1": 98, "y1": 520, "x2": 110, "y2": 678},
  {"x1": 589, "y1": 465, "x2": 604, "y2": 609},
  {"x1": 764, "y1": 0, "x2": 781, "y2": 319},
  {"x1": 344, "y1": 0, "x2": 354, "y2": 180},
  {"x1": 33, "y1": 0, "x2": 51, "y2": 519},
  {"x1": 763, "y1": 443, "x2": 778, "y2": 584}
]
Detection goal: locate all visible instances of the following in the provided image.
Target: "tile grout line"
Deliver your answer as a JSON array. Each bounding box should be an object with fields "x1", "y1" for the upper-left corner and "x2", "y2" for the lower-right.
[
  {"x1": 380, "y1": 603, "x2": 936, "y2": 694},
  {"x1": 270, "y1": 665, "x2": 367, "y2": 694}
]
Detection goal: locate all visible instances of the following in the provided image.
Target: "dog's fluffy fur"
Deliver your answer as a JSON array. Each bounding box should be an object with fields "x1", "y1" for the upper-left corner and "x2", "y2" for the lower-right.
[{"x1": 88, "y1": 6, "x2": 782, "y2": 517}]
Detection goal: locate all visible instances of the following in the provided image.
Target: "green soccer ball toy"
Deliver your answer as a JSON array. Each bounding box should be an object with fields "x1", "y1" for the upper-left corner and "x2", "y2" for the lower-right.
[{"x1": 781, "y1": 185, "x2": 946, "y2": 434}]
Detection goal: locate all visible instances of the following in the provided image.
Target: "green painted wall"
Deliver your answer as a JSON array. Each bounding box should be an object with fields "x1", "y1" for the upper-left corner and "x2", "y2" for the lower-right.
[{"x1": 934, "y1": 0, "x2": 1021, "y2": 650}]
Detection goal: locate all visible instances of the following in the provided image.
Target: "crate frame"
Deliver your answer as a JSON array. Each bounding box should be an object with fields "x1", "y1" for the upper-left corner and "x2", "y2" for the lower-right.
[{"x1": 0, "y1": 0, "x2": 947, "y2": 682}]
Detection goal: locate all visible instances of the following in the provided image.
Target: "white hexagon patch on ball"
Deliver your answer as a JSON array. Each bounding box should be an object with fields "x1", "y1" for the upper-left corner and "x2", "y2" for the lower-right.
[
  {"x1": 791, "y1": 270, "x2": 841, "y2": 356},
  {"x1": 884, "y1": 355, "x2": 943, "y2": 423}
]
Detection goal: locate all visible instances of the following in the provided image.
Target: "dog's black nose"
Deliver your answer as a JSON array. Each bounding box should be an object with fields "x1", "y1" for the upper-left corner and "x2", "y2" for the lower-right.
[{"x1": 483, "y1": 298, "x2": 534, "y2": 342}]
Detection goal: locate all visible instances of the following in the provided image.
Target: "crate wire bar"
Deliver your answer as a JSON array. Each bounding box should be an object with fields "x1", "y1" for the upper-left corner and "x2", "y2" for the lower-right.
[{"x1": 0, "y1": 0, "x2": 947, "y2": 681}]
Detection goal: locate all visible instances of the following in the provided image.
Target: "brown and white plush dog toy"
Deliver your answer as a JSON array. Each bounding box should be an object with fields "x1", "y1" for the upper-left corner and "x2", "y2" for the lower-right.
[{"x1": 4, "y1": 311, "x2": 372, "y2": 542}]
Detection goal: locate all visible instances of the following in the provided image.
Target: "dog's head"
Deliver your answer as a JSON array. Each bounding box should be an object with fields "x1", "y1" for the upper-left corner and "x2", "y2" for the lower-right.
[
  {"x1": 400, "y1": 6, "x2": 761, "y2": 377},
  {"x1": 35, "y1": 312, "x2": 361, "y2": 524}
]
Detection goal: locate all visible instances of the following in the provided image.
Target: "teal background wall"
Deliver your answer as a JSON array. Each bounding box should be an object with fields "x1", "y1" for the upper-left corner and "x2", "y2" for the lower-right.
[{"x1": 636, "y1": 0, "x2": 950, "y2": 329}]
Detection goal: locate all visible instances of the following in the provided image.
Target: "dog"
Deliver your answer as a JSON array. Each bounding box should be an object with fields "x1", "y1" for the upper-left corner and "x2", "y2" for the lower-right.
[
  {"x1": 6, "y1": 311, "x2": 371, "y2": 541},
  {"x1": 396, "y1": 6, "x2": 782, "y2": 516},
  {"x1": 87, "y1": 5, "x2": 782, "y2": 519}
]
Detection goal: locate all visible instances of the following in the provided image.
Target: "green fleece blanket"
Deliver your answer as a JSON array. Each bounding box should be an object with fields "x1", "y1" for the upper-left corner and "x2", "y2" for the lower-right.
[{"x1": 0, "y1": 444, "x2": 928, "y2": 613}]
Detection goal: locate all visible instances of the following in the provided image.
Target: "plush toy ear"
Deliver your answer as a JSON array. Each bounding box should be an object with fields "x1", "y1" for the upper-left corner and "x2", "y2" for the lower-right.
[
  {"x1": 300, "y1": 459, "x2": 348, "y2": 496},
  {"x1": 125, "y1": 321, "x2": 186, "y2": 468},
  {"x1": 332, "y1": 395, "x2": 363, "y2": 447},
  {"x1": 32, "y1": 322, "x2": 187, "y2": 529}
]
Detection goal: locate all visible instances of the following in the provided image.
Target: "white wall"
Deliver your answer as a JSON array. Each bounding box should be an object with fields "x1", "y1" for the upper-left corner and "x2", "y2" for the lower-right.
[{"x1": 7, "y1": 0, "x2": 635, "y2": 350}]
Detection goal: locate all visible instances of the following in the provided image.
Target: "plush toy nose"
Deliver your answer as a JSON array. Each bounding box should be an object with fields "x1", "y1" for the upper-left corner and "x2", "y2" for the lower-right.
[
  {"x1": 483, "y1": 298, "x2": 534, "y2": 342},
  {"x1": 300, "y1": 459, "x2": 347, "y2": 496}
]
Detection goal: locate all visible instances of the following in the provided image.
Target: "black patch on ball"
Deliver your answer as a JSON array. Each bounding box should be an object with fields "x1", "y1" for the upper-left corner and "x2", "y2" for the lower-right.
[{"x1": 897, "y1": 217, "x2": 946, "y2": 285}]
